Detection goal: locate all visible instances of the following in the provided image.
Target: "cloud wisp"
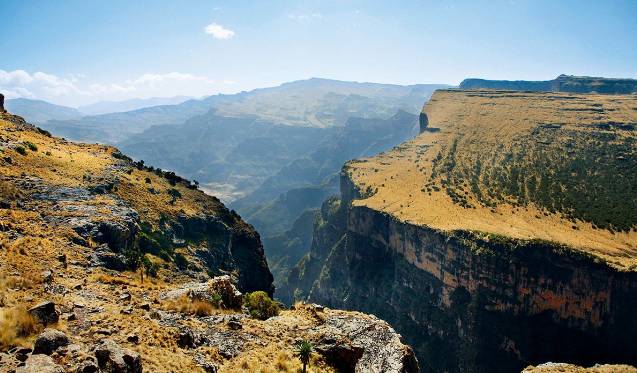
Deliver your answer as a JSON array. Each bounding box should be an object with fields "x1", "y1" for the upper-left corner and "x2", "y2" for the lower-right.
[
  {"x1": 0, "y1": 69, "x2": 220, "y2": 106},
  {"x1": 204, "y1": 22, "x2": 235, "y2": 39}
]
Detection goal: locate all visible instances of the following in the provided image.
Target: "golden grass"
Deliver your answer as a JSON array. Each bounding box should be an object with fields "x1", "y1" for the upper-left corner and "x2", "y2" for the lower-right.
[
  {"x1": 164, "y1": 295, "x2": 216, "y2": 316},
  {"x1": 0, "y1": 306, "x2": 42, "y2": 349},
  {"x1": 348, "y1": 90, "x2": 637, "y2": 268}
]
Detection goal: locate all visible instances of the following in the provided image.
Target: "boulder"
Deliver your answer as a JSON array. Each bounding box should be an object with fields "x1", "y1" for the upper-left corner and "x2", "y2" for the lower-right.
[
  {"x1": 0, "y1": 93, "x2": 4, "y2": 113},
  {"x1": 15, "y1": 354, "x2": 64, "y2": 373},
  {"x1": 177, "y1": 328, "x2": 197, "y2": 349},
  {"x1": 126, "y1": 334, "x2": 139, "y2": 344},
  {"x1": 76, "y1": 358, "x2": 99, "y2": 373},
  {"x1": 28, "y1": 301, "x2": 59, "y2": 325},
  {"x1": 310, "y1": 313, "x2": 419, "y2": 373},
  {"x1": 89, "y1": 245, "x2": 128, "y2": 271},
  {"x1": 162, "y1": 275, "x2": 242, "y2": 309},
  {"x1": 94, "y1": 339, "x2": 142, "y2": 373},
  {"x1": 33, "y1": 329, "x2": 70, "y2": 355},
  {"x1": 42, "y1": 270, "x2": 53, "y2": 283}
]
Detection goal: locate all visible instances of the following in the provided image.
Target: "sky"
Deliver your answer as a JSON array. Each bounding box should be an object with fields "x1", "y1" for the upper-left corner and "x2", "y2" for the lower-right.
[{"x1": 1, "y1": 0, "x2": 636, "y2": 106}]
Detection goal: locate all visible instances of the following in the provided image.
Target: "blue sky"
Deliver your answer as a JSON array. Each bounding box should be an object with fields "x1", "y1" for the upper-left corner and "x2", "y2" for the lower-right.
[{"x1": 1, "y1": 0, "x2": 636, "y2": 106}]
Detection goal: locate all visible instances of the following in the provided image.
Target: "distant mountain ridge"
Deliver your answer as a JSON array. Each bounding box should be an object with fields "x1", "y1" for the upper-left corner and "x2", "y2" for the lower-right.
[
  {"x1": 5, "y1": 98, "x2": 83, "y2": 123},
  {"x1": 78, "y1": 95, "x2": 192, "y2": 115},
  {"x1": 39, "y1": 78, "x2": 448, "y2": 144},
  {"x1": 460, "y1": 74, "x2": 637, "y2": 94}
]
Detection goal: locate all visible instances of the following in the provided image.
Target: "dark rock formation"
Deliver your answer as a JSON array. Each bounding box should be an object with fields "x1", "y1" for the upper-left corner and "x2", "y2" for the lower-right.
[
  {"x1": 33, "y1": 329, "x2": 70, "y2": 355},
  {"x1": 0, "y1": 93, "x2": 5, "y2": 112},
  {"x1": 28, "y1": 301, "x2": 59, "y2": 325},
  {"x1": 418, "y1": 112, "x2": 429, "y2": 133},
  {"x1": 289, "y1": 171, "x2": 637, "y2": 373},
  {"x1": 179, "y1": 214, "x2": 274, "y2": 296}
]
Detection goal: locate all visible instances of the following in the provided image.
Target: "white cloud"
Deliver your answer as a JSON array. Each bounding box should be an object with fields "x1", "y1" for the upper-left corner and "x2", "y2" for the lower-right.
[
  {"x1": 0, "y1": 69, "x2": 223, "y2": 106},
  {"x1": 288, "y1": 13, "x2": 323, "y2": 21},
  {"x1": 204, "y1": 22, "x2": 235, "y2": 39}
]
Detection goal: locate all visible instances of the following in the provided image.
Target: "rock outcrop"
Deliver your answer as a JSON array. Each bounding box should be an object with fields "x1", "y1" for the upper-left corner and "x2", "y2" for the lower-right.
[
  {"x1": 161, "y1": 275, "x2": 243, "y2": 309},
  {"x1": 28, "y1": 301, "x2": 59, "y2": 325},
  {"x1": 15, "y1": 354, "x2": 64, "y2": 373},
  {"x1": 95, "y1": 339, "x2": 143, "y2": 373},
  {"x1": 32, "y1": 329, "x2": 70, "y2": 355}
]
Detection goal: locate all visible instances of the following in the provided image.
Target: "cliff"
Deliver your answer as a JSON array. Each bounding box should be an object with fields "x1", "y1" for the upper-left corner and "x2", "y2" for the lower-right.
[
  {"x1": 0, "y1": 111, "x2": 418, "y2": 372},
  {"x1": 459, "y1": 74, "x2": 637, "y2": 94},
  {"x1": 289, "y1": 89, "x2": 637, "y2": 372}
]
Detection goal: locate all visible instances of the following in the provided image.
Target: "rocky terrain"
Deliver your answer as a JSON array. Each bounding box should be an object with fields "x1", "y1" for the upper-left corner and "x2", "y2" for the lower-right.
[
  {"x1": 288, "y1": 89, "x2": 637, "y2": 372},
  {"x1": 0, "y1": 109, "x2": 418, "y2": 372},
  {"x1": 459, "y1": 74, "x2": 637, "y2": 94}
]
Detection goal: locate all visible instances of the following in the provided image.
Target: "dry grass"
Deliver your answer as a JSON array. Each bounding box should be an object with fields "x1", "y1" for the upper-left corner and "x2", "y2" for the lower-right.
[
  {"x1": 164, "y1": 295, "x2": 216, "y2": 316},
  {"x1": 348, "y1": 90, "x2": 637, "y2": 268},
  {"x1": 0, "y1": 306, "x2": 42, "y2": 349}
]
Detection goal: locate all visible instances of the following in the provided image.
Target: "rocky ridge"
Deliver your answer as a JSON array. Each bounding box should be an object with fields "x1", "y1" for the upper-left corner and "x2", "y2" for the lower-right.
[{"x1": 0, "y1": 110, "x2": 418, "y2": 372}]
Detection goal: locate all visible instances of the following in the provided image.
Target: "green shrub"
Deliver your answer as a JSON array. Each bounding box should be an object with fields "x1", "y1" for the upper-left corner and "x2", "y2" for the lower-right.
[
  {"x1": 142, "y1": 256, "x2": 159, "y2": 278},
  {"x1": 244, "y1": 291, "x2": 279, "y2": 320},
  {"x1": 174, "y1": 252, "x2": 189, "y2": 270},
  {"x1": 15, "y1": 146, "x2": 26, "y2": 156},
  {"x1": 24, "y1": 142, "x2": 37, "y2": 151}
]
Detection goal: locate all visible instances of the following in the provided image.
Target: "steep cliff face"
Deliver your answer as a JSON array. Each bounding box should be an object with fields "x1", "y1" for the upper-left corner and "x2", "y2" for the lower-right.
[
  {"x1": 292, "y1": 172, "x2": 637, "y2": 372},
  {"x1": 289, "y1": 89, "x2": 637, "y2": 372}
]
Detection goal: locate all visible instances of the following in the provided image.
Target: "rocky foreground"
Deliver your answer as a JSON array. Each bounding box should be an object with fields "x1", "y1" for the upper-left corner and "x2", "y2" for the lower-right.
[{"x1": 0, "y1": 110, "x2": 418, "y2": 372}]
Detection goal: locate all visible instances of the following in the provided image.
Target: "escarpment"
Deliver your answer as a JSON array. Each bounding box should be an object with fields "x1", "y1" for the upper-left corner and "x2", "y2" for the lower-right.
[
  {"x1": 289, "y1": 89, "x2": 637, "y2": 372},
  {"x1": 459, "y1": 74, "x2": 637, "y2": 94}
]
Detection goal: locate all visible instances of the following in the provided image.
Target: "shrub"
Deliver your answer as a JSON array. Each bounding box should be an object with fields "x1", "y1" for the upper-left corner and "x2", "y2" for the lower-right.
[
  {"x1": 173, "y1": 252, "x2": 189, "y2": 270},
  {"x1": 15, "y1": 146, "x2": 26, "y2": 156},
  {"x1": 168, "y1": 188, "x2": 182, "y2": 204},
  {"x1": 244, "y1": 291, "x2": 279, "y2": 320},
  {"x1": 24, "y1": 142, "x2": 37, "y2": 151},
  {"x1": 142, "y1": 256, "x2": 159, "y2": 278}
]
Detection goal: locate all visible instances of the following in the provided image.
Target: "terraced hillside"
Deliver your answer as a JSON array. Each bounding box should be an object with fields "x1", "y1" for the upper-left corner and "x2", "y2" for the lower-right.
[
  {"x1": 289, "y1": 89, "x2": 637, "y2": 372},
  {"x1": 0, "y1": 111, "x2": 418, "y2": 372}
]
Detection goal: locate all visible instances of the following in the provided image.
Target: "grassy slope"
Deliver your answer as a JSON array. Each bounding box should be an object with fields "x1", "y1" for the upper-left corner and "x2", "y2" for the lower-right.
[{"x1": 345, "y1": 89, "x2": 637, "y2": 269}]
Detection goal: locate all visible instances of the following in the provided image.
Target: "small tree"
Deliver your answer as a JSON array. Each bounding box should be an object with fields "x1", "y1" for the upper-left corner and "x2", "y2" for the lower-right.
[
  {"x1": 295, "y1": 340, "x2": 313, "y2": 373},
  {"x1": 244, "y1": 291, "x2": 279, "y2": 320},
  {"x1": 124, "y1": 248, "x2": 144, "y2": 283},
  {"x1": 168, "y1": 188, "x2": 182, "y2": 204}
]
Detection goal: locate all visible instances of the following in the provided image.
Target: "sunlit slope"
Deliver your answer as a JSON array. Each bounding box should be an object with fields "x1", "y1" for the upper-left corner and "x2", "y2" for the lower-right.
[{"x1": 345, "y1": 89, "x2": 637, "y2": 268}]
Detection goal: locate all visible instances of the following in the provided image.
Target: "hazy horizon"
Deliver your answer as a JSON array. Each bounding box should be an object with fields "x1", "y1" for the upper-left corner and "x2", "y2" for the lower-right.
[{"x1": 2, "y1": 0, "x2": 636, "y2": 106}]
